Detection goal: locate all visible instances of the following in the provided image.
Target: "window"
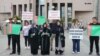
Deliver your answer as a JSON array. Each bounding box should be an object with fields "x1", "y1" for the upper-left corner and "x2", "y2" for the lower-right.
[
  {"x1": 53, "y1": 3, "x2": 58, "y2": 10},
  {"x1": 24, "y1": 4, "x2": 27, "y2": 11},
  {"x1": 60, "y1": 3, "x2": 65, "y2": 19},
  {"x1": 29, "y1": 3, "x2": 32, "y2": 12},
  {"x1": 36, "y1": 0, "x2": 39, "y2": 16},
  {"x1": 18, "y1": 5, "x2": 22, "y2": 17},
  {"x1": 13, "y1": 5, "x2": 16, "y2": 16},
  {"x1": 67, "y1": 3, "x2": 72, "y2": 22},
  {"x1": 40, "y1": 5, "x2": 45, "y2": 16}
]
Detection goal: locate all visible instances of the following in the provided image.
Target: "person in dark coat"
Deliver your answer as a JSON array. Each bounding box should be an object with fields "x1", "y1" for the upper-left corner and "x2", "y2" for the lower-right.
[
  {"x1": 49, "y1": 22, "x2": 58, "y2": 51},
  {"x1": 41, "y1": 23, "x2": 51, "y2": 55},
  {"x1": 55, "y1": 22, "x2": 65, "y2": 55},
  {"x1": 29, "y1": 24, "x2": 39, "y2": 55}
]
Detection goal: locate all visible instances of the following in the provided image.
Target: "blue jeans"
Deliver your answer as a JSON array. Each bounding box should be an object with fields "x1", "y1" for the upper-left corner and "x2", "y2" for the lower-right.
[{"x1": 72, "y1": 39, "x2": 80, "y2": 52}]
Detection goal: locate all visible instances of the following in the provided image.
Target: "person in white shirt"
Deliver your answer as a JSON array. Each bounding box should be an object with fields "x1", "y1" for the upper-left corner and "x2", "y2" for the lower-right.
[{"x1": 22, "y1": 20, "x2": 31, "y2": 49}]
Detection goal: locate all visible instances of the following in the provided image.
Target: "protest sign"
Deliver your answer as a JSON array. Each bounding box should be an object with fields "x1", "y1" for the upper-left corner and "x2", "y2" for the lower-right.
[
  {"x1": 91, "y1": 25, "x2": 100, "y2": 36},
  {"x1": 48, "y1": 10, "x2": 60, "y2": 20},
  {"x1": 22, "y1": 11, "x2": 33, "y2": 20},
  {"x1": 12, "y1": 24, "x2": 22, "y2": 35},
  {"x1": 69, "y1": 29, "x2": 83, "y2": 39},
  {"x1": 38, "y1": 16, "x2": 46, "y2": 25}
]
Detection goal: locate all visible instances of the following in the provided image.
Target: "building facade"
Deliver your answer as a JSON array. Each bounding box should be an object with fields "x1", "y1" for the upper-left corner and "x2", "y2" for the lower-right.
[{"x1": 0, "y1": 0, "x2": 97, "y2": 27}]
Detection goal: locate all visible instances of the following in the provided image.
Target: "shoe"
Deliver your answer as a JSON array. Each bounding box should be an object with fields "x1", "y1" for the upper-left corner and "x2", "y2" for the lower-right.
[
  {"x1": 77, "y1": 52, "x2": 80, "y2": 54},
  {"x1": 97, "y1": 52, "x2": 99, "y2": 56},
  {"x1": 27, "y1": 46, "x2": 30, "y2": 49},
  {"x1": 72, "y1": 52, "x2": 75, "y2": 54},
  {"x1": 59, "y1": 50, "x2": 64, "y2": 55},
  {"x1": 89, "y1": 52, "x2": 92, "y2": 55},
  {"x1": 10, "y1": 52, "x2": 15, "y2": 55},
  {"x1": 25, "y1": 47, "x2": 27, "y2": 49},
  {"x1": 55, "y1": 50, "x2": 59, "y2": 55}
]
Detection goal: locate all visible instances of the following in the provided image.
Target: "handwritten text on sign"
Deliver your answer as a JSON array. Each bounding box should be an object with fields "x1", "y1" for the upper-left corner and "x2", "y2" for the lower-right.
[
  {"x1": 69, "y1": 29, "x2": 83, "y2": 39},
  {"x1": 22, "y1": 12, "x2": 33, "y2": 20},
  {"x1": 48, "y1": 10, "x2": 60, "y2": 20}
]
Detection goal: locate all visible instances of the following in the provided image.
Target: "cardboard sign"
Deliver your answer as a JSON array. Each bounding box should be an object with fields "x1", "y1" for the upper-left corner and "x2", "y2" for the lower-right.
[
  {"x1": 38, "y1": 16, "x2": 46, "y2": 25},
  {"x1": 91, "y1": 25, "x2": 100, "y2": 36},
  {"x1": 22, "y1": 11, "x2": 33, "y2": 20},
  {"x1": 48, "y1": 10, "x2": 60, "y2": 20},
  {"x1": 12, "y1": 24, "x2": 22, "y2": 35},
  {"x1": 69, "y1": 29, "x2": 83, "y2": 39}
]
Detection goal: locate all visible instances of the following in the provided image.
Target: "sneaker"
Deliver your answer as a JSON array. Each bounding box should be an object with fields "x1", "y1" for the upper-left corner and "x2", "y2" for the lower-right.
[
  {"x1": 59, "y1": 50, "x2": 64, "y2": 55},
  {"x1": 89, "y1": 52, "x2": 92, "y2": 55},
  {"x1": 25, "y1": 47, "x2": 27, "y2": 49},
  {"x1": 77, "y1": 52, "x2": 80, "y2": 54},
  {"x1": 27, "y1": 46, "x2": 30, "y2": 49},
  {"x1": 72, "y1": 52, "x2": 75, "y2": 54},
  {"x1": 55, "y1": 50, "x2": 59, "y2": 55},
  {"x1": 10, "y1": 52, "x2": 16, "y2": 55}
]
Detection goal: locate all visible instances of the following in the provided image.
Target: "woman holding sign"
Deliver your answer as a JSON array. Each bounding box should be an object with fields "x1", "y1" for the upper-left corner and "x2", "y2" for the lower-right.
[
  {"x1": 71, "y1": 19, "x2": 81, "y2": 54},
  {"x1": 88, "y1": 17, "x2": 100, "y2": 55}
]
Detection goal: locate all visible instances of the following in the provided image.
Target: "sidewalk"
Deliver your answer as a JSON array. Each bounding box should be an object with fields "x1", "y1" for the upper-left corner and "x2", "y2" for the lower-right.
[{"x1": 0, "y1": 31, "x2": 98, "y2": 56}]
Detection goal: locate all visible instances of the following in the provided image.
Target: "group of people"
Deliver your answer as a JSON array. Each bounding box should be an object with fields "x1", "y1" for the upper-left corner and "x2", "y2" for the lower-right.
[
  {"x1": 6, "y1": 17, "x2": 65, "y2": 55},
  {"x1": 5, "y1": 17, "x2": 100, "y2": 56}
]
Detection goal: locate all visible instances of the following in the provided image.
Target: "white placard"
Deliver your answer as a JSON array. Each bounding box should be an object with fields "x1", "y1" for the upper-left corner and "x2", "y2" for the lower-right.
[
  {"x1": 22, "y1": 11, "x2": 33, "y2": 20},
  {"x1": 48, "y1": 10, "x2": 60, "y2": 20},
  {"x1": 69, "y1": 29, "x2": 83, "y2": 39}
]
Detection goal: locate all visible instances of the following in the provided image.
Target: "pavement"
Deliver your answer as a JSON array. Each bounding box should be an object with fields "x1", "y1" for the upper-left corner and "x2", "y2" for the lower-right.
[{"x1": 0, "y1": 30, "x2": 99, "y2": 56}]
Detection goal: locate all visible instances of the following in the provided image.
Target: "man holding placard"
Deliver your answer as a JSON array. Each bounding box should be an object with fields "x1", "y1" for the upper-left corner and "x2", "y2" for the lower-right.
[
  {"x1": 88, "y1": 17, "x2": 100, "y2": 56},
  {"x1": 10, "y1": 17, "x2": 22, "y2": 55}
]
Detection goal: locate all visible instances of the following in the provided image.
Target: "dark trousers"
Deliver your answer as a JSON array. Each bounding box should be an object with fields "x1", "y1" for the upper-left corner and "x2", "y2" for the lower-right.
[
  {"x1": 8, "y1": 35, "x2": 12, "y2": 46},
  {"x1": 55, "y1": 35, "x2": 65, "y2": 48},
  {"x1": 72, "y1": 39, "x2": 80, "y2": 52},
  {"x1": 12, "y1": 35, "x2": 20, "y2": 53},
  {"x1": 90, "y1": 36, "x2": 99, "y2": 53},
  {"x1": 24, "y1": 36, "x2": 30, "y2": 47}
]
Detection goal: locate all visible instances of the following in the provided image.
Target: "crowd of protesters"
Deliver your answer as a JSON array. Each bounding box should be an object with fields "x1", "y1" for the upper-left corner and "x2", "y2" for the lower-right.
[{"x1": 4, "y1": 17, "x2": 100, "y2": 56}]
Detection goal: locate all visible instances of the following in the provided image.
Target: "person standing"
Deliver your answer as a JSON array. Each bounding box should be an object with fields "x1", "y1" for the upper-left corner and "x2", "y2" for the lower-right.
[
  {"x1": 10, "y1": 17, "x2": 22, "y2": 55},
  {"x1": 41, "y1": 23, "x2": 51, "y2": 55},
  {"x1": 49, "y1": 21, "x2": 58, "y2": 51},
  {"x1": 22, "y1": 20, "x2": 31, "y2": 49},
  {"x1": 88, "y1": 17, "x2": 100, "y2": 55},
  {"x1": 29, "y1": 24, "x2": 39, "y2": 55},
  {"x1": 55, "y1": 22, "x2": 65, "y2": 55},
  {"x1": 6, "y1": 18, "x2": 13, "y2": 49},
  {"x1": 71, "y1": 19, "x2": 81, "y2": 54}
]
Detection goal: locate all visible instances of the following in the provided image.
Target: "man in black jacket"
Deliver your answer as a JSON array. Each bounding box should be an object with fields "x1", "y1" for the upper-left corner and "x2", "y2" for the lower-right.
[{"x1": 49, "y1": 22, "x2": 58, "y2": 51}]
